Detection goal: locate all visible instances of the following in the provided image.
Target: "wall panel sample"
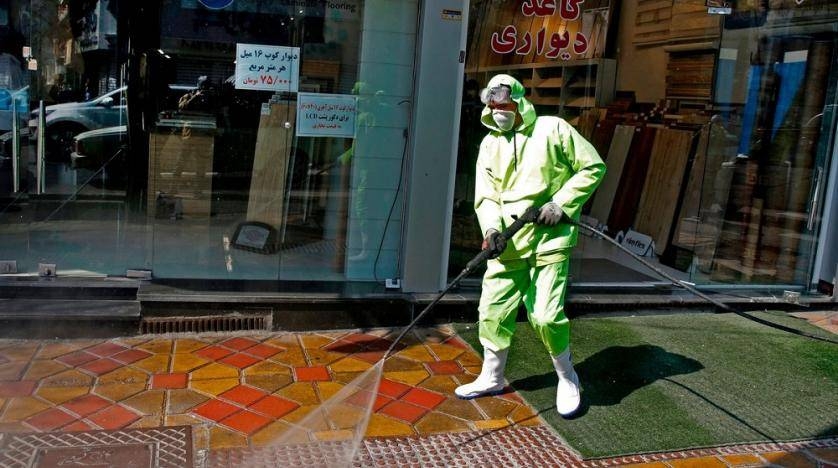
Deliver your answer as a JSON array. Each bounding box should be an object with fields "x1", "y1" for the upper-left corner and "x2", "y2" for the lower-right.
[
  {"x1": 634, "y1": 128, "x2": 695, "y2": 255},
  {"x1": 589, "y1": 124, "x2": 634, "y2": 224},
  {"x1": 247, "y1": 102, "x2": 297, "y2": 230},
  {"x1": 607, "y1": 125, "x2": 657, "y2": 235}
]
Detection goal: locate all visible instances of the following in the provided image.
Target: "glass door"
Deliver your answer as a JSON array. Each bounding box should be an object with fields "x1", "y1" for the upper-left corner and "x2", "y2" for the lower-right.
[{"x1": 0, "y1": 0, "x2": 138, "y2": 278}]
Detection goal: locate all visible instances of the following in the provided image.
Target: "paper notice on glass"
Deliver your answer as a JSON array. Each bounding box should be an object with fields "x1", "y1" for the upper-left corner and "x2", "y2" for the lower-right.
[
  {"x1": 235, "y1": 43, "x2": 300, "y2": 92},
  {"x1": 296, "y1": 93, "x2": 357, "y2": 138}
]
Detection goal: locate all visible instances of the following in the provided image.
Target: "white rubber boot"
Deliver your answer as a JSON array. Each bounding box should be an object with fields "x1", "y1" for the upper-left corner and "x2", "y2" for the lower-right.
[
  {"x1": 551, "y1": 349, "x2": 581, "y2": 417},
  {"x1": 454, "y1": 347, "x2": 509, "y2": 399}
]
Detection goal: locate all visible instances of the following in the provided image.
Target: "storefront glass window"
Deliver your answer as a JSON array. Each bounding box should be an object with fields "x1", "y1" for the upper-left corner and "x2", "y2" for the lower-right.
[
  {"x1": 0, "y1": 0, "x2": 417, "y2": 283},
  {"x1": 451, "y1": 0, "x2": 837, "y2": 291}
]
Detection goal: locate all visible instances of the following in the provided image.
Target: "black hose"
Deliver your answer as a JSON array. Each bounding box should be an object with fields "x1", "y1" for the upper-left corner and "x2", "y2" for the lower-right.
[{"x1": 568, "y1": 218, "x2": 838, "y2": 345}]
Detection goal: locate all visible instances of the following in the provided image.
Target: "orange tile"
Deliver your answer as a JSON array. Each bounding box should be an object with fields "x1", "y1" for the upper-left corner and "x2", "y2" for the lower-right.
[
  {"x1": 97, "y1": 366, "x2": 148, "y2": 386},
  {"x1": 721, "y1": 454, "x2": 763, "y2": 466},
  {"x1": 299, "y1": 335, "x2": 334, "y2": 349},
  {"x1": 87, "y1": 405, "x2": 140, "y2": 429},
  {"x1": 759, "y1": 451, "x2": 817, "y2": 468},
  {"x1": 294, "y1": 366, "x2": 330, "y2": 382},
  {"x1": 209, "y1": 425, "x2": 248, "y2": 450},
  {"x1": 79, "y1": 358, "x2": 122, "y2": 376},
  {"x1": 363, "y1": 413, "x2": 415, "y2": 438},
  {"x1": 426, "y1": 360, "x2": 463, "y2": 375},
  {"x1": 219, "y1": 353, "x2": 260, "y2": 369},
  {"x1": 36, "y1": 386, "x2": 90, "y2": 405},
  {"x1": 245, "y1": 344, "x2": 284, "y2": 359},
  {"x1": 249, "y1": 395, "x2": 299, "y2": 418},
  {"x1": 329, "y1": 357, "x2": 374, "y2": 373},
  {"x1": 121, "y1": 390, "x2": 165, "y2": 416},
  {"x1": 378, "y1": 379, "x2": 411, "y2": 399},
  {"x1": 0, "y1": 363, "x2": 25, "y2": 381},
  {"x1": 0, "y1": 381, "x2": 37, "y2": 397},
  {"x1": 190, "y1": 378, "x2": 239, "y2": 397},
  {"x1": 305, "y1": 349, "x2": 344, "y2": 366},
  {"x1": 244, "y1": 374, "x2": 293, "y2": 393},
  {"x1": 0, "y1": 397, "x2": 50, "y2": 422},
  {"x1": 353, "y1": 350, "x2": 386, "y2": 364},
  {"x1": 219, "y1": 385, "x2": 267, "y2": 406},
  {"x1": 193, "y1": 399, "x2": 240, "y2": 422},
  {"x1": 111, "y1": 348, "x2": 153, "y2": 364},
  {"x1": 415, "y1": 411, "x2": 471, "y2": 435},
  {"x1": 379, "y1": 400, "x2": 428, "y2": 423},
  {"x1": 473, "y1": 395, "x2": 517, "y2": 419},
  {"x1": 382, "y1": 356, "x2": 424, "y2": 372},
  {"x1": 94, "y1": 383, "x2": 146, "y2": 403},
  {"x1": 314, "y1": 429, "x2": 354, "y2": 442},
  {"x1": 385, "y1": 370, "x2": 430, "y2": 386},
  {"x1": 220, "y1": 409, "x2": 271, "y2": 435},
  {"x1": 508, "y1": 405, "x2": 541, "y2": 426},
  {"x1": 174, "y1": 339, "x2": 211, "y2": 354},
  {"x1": 131, "y1": 354, "x2": 170, "y2": 374},
  {"x1": 135, "y1": 339, "x2": 173, "y2": 355},
  {"x1": 86, "y1": 343, "x2": 128, "y2": 357},
  {"x1": 35, "y1": 343, "x2": 85, "y2": 360},
  {"x1": 276, "y1": 382, "x2": 320, "y2": 405},
  {"x1": 427, "y1": 343, "x2": 465, "y2": 361},
  {"x1": 394, "y1": 344, "x2": 436, "y2": 362},
  {"x1": 435, "y1": 398, "x2": 483, "y2": 421},
  {"x1": 61, "y1": 394, "x2": 111, "y2": 417},
  {"x1": 220, "y1": 337, "x2": 260, "y2": 351},
  {"x1": 151, "y1": 373, "x2": 188, "y2": 389},
  {"x1": 666, "y1": 456, "x2": 727, "y2": 468},
  {"x1": 190, "y1": 363, "x2": 239, "y2": 381},
  {"x1": 167, "y1": 389, "x2": 210, "y2": 414},
  {"x1": 474, "y1": 418, "x2": 511, "y2": 430},
  {"x1": 401, "y1": 387, "x2": 446, "y2": 410},
  {"x1": 25, "y1": 407, "x2": 77, "y2": 431},
  {"x1": 195, "y1": 345, "x2": 234, "y2": 361},
  {"x1": 22, "y1": 360, "x2": 68, "y2": 381},
  {"x1": 171, "y1": 354, "x2": 210, "y2": 373},
  {"x1": 55, "y1": 351, "x2": 98, "y2": 367}
]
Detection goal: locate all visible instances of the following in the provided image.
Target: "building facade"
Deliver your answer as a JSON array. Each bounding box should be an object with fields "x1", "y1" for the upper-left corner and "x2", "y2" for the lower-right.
[{"x1": 1, "y1": 0, "x2": 836, "y2": 300}]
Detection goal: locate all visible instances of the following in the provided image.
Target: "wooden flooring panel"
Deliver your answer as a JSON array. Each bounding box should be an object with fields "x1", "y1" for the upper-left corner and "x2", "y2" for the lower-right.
[
  {"x1": 633, "y1": 128, "x2": 695, "y2": 255},
  {"x1": 246, "y1": 103, "x2": 297, "y2": 229},
  {"x1": 589, "y1": 124, "x2": 634, "y2": 224}
]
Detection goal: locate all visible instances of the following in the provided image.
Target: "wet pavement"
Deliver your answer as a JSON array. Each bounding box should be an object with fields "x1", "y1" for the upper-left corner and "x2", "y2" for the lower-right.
[{"x1": 0, "y1": 313, "x2": 836, "y2": 467}]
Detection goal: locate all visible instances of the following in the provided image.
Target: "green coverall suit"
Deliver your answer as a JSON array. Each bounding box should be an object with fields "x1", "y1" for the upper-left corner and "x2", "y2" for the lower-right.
[{"x1": 474, "y1": 74, "x2": 605, "y2": 356}]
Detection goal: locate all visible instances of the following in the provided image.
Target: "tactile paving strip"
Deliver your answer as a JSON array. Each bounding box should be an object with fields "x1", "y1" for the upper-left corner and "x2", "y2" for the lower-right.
[
  {"x1": 207, "y1": 425, "x2": 838, "y2": 468},
  {"x1": 0, "y1": 426, "x2": 192, "y2": 468}
]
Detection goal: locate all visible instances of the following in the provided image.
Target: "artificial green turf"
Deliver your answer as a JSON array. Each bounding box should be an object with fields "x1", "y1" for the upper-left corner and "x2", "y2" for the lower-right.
[{"x1": 454, "y1": 311, "x2": 838, "y2": 459}]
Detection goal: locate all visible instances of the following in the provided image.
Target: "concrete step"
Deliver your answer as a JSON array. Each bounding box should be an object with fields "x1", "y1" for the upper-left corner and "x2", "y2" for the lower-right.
[{"x1": 0, "y1": 299, "x2": 140, "y2": 338}]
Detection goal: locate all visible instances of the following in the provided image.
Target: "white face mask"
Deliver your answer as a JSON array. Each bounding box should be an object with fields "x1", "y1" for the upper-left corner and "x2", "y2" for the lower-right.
[{"x1": 492, "y1": 110, "x2": 516, "y2": 131}]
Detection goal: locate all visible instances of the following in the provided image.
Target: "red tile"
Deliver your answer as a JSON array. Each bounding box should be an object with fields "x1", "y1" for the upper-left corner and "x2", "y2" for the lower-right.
[
  {"x1": 220, "y1": 409, "x2": 271, "y2": 435},
  {"x1": 427, "y1": 360, "x2": 463, "y2": 375},
  {"x1": 195, "y1": 345, "x2": 234, "y2": 361},
  {"x1": 220, "y1": 337, "x2": 259, "y2": 351},
  {"x1": 193, "y1": 399, "x2": 240, "y2": 422},
  {"x1": 220, "y1": 385, "x2": 267, "y2": 406},
  {"x1": 86, "y1": 343, "x2": 128, "y2": 357},
  {"x1": 111, "y1": 348, "x2": 152, "y2": 364},
  {"x1": 443, "y1": 336, "x2": 470, "y2": 350},
  {"x1": 56, "y1": 351, "x2": 99, "y2": 367},
  {"x1": 353, "y1": 350, "x2": 386, "y2": 363},
  {"x1": 401, "y1": 387, "x2": 446, "y2": 410},
  {"x1": 25, "y1": 408, "x2": 77, "y2": 431},
  {"x1": 219, "y1": 353, "x2": 260, "y2": 369},
  {"x1": 0, "y1": 380, "x2": 37, "y2": 397},
  {"x1": 379, "y1": 400, "x2": 428, "y2": 423},
  {"x1": 151, "y1": 373, "x2": 188, "y2": 389},
  {"x1": 87, "y1": 405, "x2": 140, "y2": 430},
  {"x1": 249, "y1": 395, "x2": 299, "y2": 418},
  {"x1": 324, "y1": 339, "x2": 364, "y2": 354},
  {"x1": 79, "y1": 358, "x2": 122, "y2": 376},
  {"x1": 378, "y1": 379, "x2": 411, "y2": 399},
  {"x1": 63, "y1": 420, "x2": 94, "y2": 432},
  {"x1": 293, "y1": 366, "x2": 330, "y2": 382},
  {"x1": 362, "y1": 338, "x2": 398, "y2": 352},
  {"x1": 62, "y1": 394, "x2": 111, "y2": 417},
  {"x1": 244, "y1": 343, "x2": 283, "y2": 359},
  {"x1": 347, "y1": 390, "x2": 393, "y2": 412}
]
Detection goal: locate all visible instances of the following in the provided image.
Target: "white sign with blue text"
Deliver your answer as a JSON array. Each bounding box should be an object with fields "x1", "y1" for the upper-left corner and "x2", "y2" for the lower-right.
[
  {"x1": 235, "y1": 43, "x2": 300, "y2": 92},
  {"x1": 296, "y1": 93, "x2": 357, "y2": 138}
]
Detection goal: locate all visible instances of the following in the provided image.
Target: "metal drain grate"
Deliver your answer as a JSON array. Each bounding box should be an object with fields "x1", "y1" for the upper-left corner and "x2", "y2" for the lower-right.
[{"x1": 140, "y1": 314, "x2": 271, "y2": 334}]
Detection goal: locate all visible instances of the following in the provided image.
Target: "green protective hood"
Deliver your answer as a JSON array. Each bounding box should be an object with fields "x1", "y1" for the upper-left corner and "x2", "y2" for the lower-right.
[{"x1": 480, "y1": 74, "x2": 538, "y2": 133}]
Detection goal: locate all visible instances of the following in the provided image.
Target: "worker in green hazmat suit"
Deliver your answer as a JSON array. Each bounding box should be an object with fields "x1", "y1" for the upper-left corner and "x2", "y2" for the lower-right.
[{"x1": 454, "y1": 74, "x2": 605, "y2": 417}]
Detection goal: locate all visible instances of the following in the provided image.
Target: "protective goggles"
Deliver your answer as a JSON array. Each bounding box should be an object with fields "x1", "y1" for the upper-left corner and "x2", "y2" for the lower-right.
[{"x1": 479, "y1": 85, "x2": 513, "y2": 107}]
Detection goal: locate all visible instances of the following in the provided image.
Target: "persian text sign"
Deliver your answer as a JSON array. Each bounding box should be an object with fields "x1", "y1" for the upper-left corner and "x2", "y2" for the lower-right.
[
  {"x1": 491, "y1": 0, "x2": 589, "y2": 60},
  {"x1": 235, "y1": 44, "x2": 299, "y2": 92},
  {"x1": 296, "y1": 93, "x2": 357, "y2": 138}
]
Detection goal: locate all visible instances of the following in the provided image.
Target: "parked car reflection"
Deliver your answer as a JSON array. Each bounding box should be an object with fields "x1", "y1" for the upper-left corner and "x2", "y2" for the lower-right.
[
  {"x1": 30, "y1": 87, "x2": 127, "y2": 161},
  {"x1": 70, "y1": 125, "x2": 127, "y2": 189}
]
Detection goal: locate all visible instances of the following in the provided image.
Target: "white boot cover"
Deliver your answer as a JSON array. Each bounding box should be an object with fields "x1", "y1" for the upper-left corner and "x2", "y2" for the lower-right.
[
  {"x1": 551, "y1": 349, "x2": 581, "y2": 417},
  {"x1": 454, "y1": 347, "x2": 509, "y2": 399}
]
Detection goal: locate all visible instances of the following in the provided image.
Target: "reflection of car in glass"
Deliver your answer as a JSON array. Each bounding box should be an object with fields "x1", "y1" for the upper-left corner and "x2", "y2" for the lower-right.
[
  {"x1": 29, "y1": 86, "x2": 127, "y2": 161},
  {"x1": 70, "y1": 125, "x2": 127, "y2": 188}
]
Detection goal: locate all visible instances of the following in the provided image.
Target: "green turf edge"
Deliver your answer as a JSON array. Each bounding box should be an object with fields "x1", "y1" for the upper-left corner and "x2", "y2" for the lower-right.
[{"x1": 453, "y1": 311, "x2": 838, "y2": 459}]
